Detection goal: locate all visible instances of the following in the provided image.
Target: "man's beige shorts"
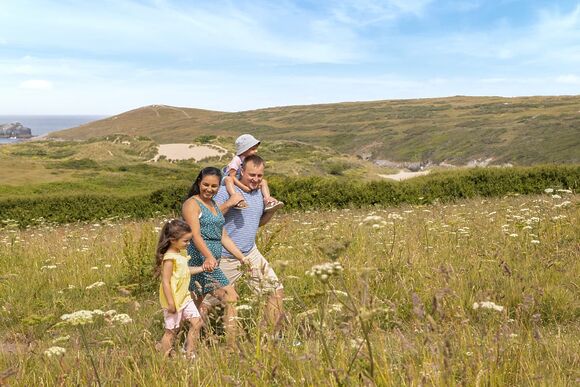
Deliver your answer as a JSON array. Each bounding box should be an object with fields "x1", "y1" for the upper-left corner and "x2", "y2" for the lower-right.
[{"x1": 204, "y1": 246, "x2": 283, "y2": 307}]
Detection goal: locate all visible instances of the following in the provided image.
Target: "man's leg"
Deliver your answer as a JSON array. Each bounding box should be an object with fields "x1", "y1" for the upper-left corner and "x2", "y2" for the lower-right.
[
  {"x1": 265, "y1": 288, "x2": 285, "y2": 334},
  {"x1": 244, "y1": 247, "x2": 285, "y2": 334}
]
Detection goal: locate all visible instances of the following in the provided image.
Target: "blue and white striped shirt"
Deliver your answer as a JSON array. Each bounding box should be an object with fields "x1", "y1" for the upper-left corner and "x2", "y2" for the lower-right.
[{"x1": 214, "y1": 185, "x2": 264, "y2": 257}]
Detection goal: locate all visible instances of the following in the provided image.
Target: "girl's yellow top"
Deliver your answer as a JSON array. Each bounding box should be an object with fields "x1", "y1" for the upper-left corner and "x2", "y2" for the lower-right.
[{"x1": 159, "y1": 252, "x2": 192, "y2": 311}]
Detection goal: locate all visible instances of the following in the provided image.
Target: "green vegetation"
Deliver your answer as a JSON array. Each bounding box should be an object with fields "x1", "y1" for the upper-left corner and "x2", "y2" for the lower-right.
[
  {"x1": 1, "y1": 165, "x2": 577, "y2": 227},
  {"x1": 49, "y1": 96, "x2": 580, "y2": 165},
  {"x1": 1, "y1": 193, "x2": 577, "y2": 384}
]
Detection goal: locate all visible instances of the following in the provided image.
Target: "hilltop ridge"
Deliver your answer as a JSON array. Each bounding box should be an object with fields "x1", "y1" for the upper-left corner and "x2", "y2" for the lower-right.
[{"x1": 50, "y1": 95, "x2": 580, "y2": 165}]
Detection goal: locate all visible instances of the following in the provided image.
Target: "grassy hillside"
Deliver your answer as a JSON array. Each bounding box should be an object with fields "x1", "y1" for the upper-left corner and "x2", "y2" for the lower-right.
[
  {"x1": 0, "y1": 135, "x2": 389, "y2": 199},
  {"x1": 50, "y1": 96, "x2": 580, "y2": 165}
]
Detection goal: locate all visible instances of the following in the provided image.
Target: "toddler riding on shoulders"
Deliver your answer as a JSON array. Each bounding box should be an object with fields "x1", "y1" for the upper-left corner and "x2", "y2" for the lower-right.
[{"x1": 223, "y1": 134, "x2": 283, "y2": 212}]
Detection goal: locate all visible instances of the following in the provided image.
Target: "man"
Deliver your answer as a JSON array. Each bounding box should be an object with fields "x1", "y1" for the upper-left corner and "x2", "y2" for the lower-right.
[{"x1": 206, "y1": 154, "x2": 284, "y2": 333}]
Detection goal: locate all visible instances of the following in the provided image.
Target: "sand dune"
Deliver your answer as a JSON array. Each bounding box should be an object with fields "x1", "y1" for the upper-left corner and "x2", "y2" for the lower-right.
[
  {"x1": 151, "y1": 144, "x2": 228, "y2": 162},
  {"x1": 378, "y1": 170, "x2": 430, "y2": 181}
]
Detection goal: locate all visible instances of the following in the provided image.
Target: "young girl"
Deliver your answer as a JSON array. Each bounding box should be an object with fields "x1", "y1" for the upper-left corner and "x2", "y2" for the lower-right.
[
  {"x1": 155, "y1": 219, "x2": 204, "y2": 358},
  {"x1": 223, "y1": 133, "x2": 283, "y2": 212}
]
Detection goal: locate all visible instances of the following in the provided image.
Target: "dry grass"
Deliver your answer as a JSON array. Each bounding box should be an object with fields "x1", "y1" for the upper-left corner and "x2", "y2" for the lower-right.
[{"x1": 0, "y1": 192, "x2": 578, "y2": 385}]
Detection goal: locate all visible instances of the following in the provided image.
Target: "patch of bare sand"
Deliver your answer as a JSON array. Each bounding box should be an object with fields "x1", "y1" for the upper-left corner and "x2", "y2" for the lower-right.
[
  {"x1": 378, "y1": 170, "x2": 430, "y2": 181},
  {"x1": 151, "y1": 144, "x2": 228, "y2": 162}
]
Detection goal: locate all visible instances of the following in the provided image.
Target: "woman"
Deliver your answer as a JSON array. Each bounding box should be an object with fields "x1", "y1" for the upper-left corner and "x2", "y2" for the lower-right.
[{"x1": 182, "y1": 167, "x2": 246, "y2": 344}]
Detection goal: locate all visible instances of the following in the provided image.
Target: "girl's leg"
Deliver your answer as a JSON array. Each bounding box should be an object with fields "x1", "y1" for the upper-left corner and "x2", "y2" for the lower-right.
[
  {"x1": 212, "y1": 284, "x2": 239, "y2": 347},
  {"x1": 186, "y1": 317, "x2": 203, "y2": 358},
  {"x1": 160, "y1": 329, "x2": 176, "y2": 357}
]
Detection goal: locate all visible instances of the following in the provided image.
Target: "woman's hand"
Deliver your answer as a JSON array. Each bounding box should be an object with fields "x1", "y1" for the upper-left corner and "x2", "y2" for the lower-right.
[
  {"x1": 167, "y1": 304, "x2": 177, "y2": 314},
  {"x1": 203, "y1": 256, "x2": 218, "y2": 272}
]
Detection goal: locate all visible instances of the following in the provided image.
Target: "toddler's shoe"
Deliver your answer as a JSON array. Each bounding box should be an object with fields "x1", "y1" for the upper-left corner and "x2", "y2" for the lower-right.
[
  {"x1": 234, "y1": 200, "x2": 249, "y2": 209},
  {"x1": 264, "y1": 200, "x2": 284, "y2": 212}
]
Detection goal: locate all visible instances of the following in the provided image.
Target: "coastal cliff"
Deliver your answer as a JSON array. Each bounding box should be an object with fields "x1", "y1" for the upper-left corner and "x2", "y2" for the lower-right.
[{"x1": 0, "y1": 122, "x2": 32, "y2": 138}]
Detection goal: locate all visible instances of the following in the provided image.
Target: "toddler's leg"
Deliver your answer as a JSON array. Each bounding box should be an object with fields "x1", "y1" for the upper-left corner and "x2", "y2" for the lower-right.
[
  {"x1": 225, "y1": 176, "x2": 248, "y2": 209},
  {"x1": 262, "y1": 178, "x2": 284, "y2": 212},
  {"x1": 260, "y1": 178, "x2": 272, "y2": 202},
  {"x1": 160, "y1": 329, "x2": 176, "y2": 357},
  {"x1": 224, "y1": 176, "x2": 236, "y2": 197}
]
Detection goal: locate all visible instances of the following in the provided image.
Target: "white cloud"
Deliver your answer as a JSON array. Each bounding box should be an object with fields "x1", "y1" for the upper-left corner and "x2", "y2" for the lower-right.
[
  {"x1": 556, "y1": 74, "x2": 580, "y2": 85},
  {"x1": 329, "y1": 0, "x2": 433, "y2": 26},
  {"x1": 19, "y1": 79, "x2": 53, "y2": 90}
]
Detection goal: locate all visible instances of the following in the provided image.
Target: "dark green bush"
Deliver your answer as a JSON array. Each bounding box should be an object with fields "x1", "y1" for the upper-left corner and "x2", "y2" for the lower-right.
[{"x1": 1, "y1": 165, "x2": 577, "y2": 227}]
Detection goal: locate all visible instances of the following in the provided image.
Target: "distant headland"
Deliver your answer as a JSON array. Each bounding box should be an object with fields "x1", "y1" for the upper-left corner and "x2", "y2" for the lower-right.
[{"x1": 0, "y1": 122, "x2": 33, "y2": 138}]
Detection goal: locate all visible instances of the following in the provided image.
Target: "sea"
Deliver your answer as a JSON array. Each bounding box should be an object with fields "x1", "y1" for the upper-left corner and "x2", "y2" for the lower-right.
[{"x1": 0, "y1": 115, "x2": 105, "y2": 144}]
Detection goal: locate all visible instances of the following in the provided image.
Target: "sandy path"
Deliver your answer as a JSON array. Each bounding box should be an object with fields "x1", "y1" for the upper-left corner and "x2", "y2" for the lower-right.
[
  {"x1": 151, "y1": 144, "x2": 228, "y2": 162},
  {"x1": 378, "y1": 170, "x2": 430, "y2": 181}
]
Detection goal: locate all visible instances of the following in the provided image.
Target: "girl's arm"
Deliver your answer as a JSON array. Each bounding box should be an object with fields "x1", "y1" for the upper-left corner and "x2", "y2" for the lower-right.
[
  {"x1": 221, "y1": 228, "x2": 246, "y2": 263},
  {"x1": 161, "y1": 259, "x2": 177, "y2": 313},
  {"x1": 182, "y1": 199, "x2": 218, "y2": 271},
  {"x1": 229, "y1": 169, "x2": 251, "y2": 192},
  {"x1": 189, "y1": 266, "x2": 204, "y2": 275}
]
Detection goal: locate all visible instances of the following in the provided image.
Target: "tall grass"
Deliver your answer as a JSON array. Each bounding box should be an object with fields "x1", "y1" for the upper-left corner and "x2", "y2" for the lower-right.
[{"x1": 0, "y1": 191, "x2": 577, "y2": 385}]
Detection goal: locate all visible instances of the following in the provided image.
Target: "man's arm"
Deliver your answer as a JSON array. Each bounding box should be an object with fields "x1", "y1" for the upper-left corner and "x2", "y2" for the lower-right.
[{"x1": 259, "y1": 209, "x2": 276, "y2": 227}]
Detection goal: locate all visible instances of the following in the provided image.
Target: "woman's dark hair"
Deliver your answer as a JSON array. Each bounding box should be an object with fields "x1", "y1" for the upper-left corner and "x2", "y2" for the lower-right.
[
  {"x1": 154, "y1": 219, "x2": 192, "y2": 277},
  {"x1": 186, "y1": 166, "x2": 222, "y2": 199}
]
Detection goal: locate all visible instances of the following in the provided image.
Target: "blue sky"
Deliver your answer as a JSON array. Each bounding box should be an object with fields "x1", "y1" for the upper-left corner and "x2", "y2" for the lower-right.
[{"x1": 1, "y1": 0, "x2": 579, "y2": 114}]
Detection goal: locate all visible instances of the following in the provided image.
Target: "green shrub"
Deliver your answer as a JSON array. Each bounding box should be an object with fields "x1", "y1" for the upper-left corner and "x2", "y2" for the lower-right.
[{"x1": 1, "y1": 165, "x2": 577, "y2": 226}]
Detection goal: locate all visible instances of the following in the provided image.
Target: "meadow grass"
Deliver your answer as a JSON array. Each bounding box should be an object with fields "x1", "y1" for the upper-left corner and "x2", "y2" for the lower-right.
[{"x1": 0, "y1": 192, "x2": 578, "y2": 385}]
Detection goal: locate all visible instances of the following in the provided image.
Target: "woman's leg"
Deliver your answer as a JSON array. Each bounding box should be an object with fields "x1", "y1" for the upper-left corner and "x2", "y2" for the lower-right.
[{"x1": 212, "y1": 284, "x2": 239, "y2": 346}]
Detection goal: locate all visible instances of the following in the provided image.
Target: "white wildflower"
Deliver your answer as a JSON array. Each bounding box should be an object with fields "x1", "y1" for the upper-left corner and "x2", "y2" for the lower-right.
[
  {"x1": 531, "y1": 240, "x2": 540, "y2": 244},
  {"x1": 362, "y1": 215, "x2": 384, "y2": 223},
  {"x1": 235, "y1": 304, "x2": 253, "y2": 311},
  {"x1": 51, "y1": 335, "x2": 70, "y2": 344},
  {"x1": 556, "y1": 189, "x2": 572, "y2": 194},
  {"x1": 350, "y1": 337, "x2": 364, "y2": 349},
  {"x1": 330, "y1": 304, "x2": 343, "y2": 312},
  {"x1": 104, "y1": 264, "x2": 112, "y2": 268},
  {"x1": 551, "y1": 194, "x2": 561, "y2": 199},
  {"x1": 60, "y1": 310, "x2": 95, "y2": 325},
  {"x1": 544, "y1": 188, "x2": 554, "y2": 193},
  {"x1": 306, "y1": 262, "x2": 344, "y2": 282},
  {"x1": 111, "y1": 313, "x2": 133, "y2": 324},
  {"x1": 41, "y1": 265, "x2": 57, "y2": 270},
  {"x1": 44, "y1": 346, "x2": 66, "y2": 357},
  {"x1": 90, "y1": 266, "x2": 98, "y2": 270},
  {"x1": 509, "y1": 234, "x2": 518, "y2": 237},
  {"x1": 472, "y1": 301, "x2": 504, "y2": 312},
  {"x1": 104, "y1": 309, "x2": 117, "y2": 317},
  {"x1": 85, "y1": 281, "x2": 105, "y2": 290}
]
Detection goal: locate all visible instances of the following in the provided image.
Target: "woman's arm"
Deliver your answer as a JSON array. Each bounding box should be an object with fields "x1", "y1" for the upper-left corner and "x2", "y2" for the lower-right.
[
  {"x1": 182, "y1": 198, "x2": 217, "y2": 271},
  {"x1": 221, "y1": 228, "x2": 246, "y2": 263},
  {"x1": 161, "y1": 259, "x2": 176, "y2": 313}
]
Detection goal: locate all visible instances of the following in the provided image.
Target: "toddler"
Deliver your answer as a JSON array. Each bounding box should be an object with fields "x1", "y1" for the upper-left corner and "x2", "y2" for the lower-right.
[{"x1": 223, "y1": 134, "x2": 283, "y2": 212}]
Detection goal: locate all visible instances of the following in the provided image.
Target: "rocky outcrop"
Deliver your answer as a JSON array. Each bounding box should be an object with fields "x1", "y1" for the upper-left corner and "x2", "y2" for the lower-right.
[{"x1": 0, "y1": 122, "x2": 32, "y2": 138}]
